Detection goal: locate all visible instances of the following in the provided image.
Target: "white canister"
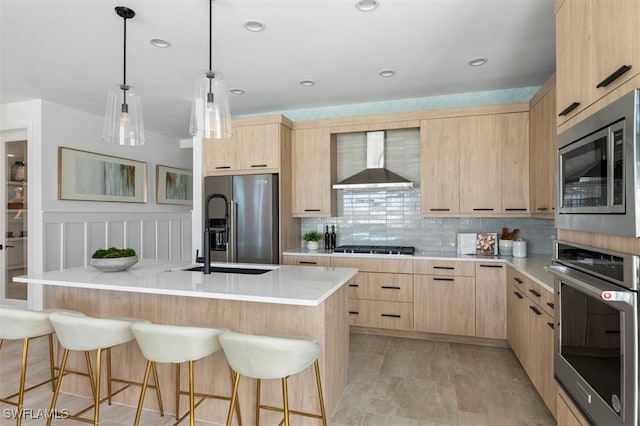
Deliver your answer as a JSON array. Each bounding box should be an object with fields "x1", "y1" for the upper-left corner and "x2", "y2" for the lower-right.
[{"x1": 513, "y1": 238, "x2": 527, "y2": 258}]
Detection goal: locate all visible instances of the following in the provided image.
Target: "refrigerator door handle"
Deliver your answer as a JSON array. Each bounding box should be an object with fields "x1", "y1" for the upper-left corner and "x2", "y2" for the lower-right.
[{"x1": 228, "y1": 201, "x2": 237, "y2": 263}]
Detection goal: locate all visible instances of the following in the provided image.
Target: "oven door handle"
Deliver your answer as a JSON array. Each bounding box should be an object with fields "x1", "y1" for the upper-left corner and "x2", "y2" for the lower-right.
[{"x1": 545, "y1": 264, "x2": 636, "y2": 308}]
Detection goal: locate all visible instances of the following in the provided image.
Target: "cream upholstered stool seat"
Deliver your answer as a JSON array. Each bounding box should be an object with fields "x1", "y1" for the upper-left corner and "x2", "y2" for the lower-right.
[
  {"x1": 0, "y1": 306, "x2": 73, "y2": 426},
  {"x1": 46, "y1": 312, "x2": 162, "y2": 426},
  {"x1": 131, "y1": 322, "x2": 241, "y2": 426},
  {"x1": 219, "y1": 331, "x2": 327, "y2": 426}
]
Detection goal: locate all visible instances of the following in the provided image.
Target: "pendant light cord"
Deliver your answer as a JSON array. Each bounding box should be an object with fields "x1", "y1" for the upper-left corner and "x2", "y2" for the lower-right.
[
  {"x1": 209, "y1": 0, "x2": 212, "y2": 71},
  {"x1": 122, "y1": 13, "x2": 128, "y2": 107}
]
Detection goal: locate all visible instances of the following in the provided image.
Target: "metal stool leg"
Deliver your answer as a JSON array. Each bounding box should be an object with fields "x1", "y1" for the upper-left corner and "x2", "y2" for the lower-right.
[
  {"x1": 226, "y1": 371, "x2": 241, "y2": 426},
  {"x1": 93, "y1": 348, "x2": 102, "y2": 426},
  {"x1": 48, "y1": 334, "x2": 56, "y2": 392},
  {"x1": 134, "y1": 360, "x2": 153, "y2": 426},
  {"x1": 314, "y1": 360, "x2": 327, "y2": 426},
  {"x1": 107, "y1": 347, "x2": 113, "y2": 405},
  {"x1": 16, "y1": 337, "x2": 30, "y2": 426},
  {"x1": 84, "y1": 351, "x2": 97, "y2": 400},
  {"x1": 188, "y1": 360, "x2": 195, "y2": 426},
  {"x1": 281, "y1": 377, "x2": 290, "y2": 426},
  {"x1": 46, "y1": 349, "x2": 69, "y2": 426},
  {"x1": 175, "y1": 363, "x2": 180, "y2": 420},
  {"x1": 255, "y1": 378, "x2": 261, "y2": 426},
  {"x1": 151, "y1": 361, "x2": 164, "y2": 416}
]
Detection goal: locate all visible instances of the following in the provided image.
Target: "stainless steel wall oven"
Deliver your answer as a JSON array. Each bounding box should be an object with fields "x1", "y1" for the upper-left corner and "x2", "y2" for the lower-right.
[
  {"x1": 547, "y1": 241, "x2": 638, "y2": 426},
  {"x1": 557, "y1": 88, "x2": 640, "y2": 237}
]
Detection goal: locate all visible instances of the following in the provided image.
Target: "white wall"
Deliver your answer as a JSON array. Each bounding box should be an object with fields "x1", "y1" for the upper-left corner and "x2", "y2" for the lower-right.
[{"x1": 1, "y1": 100, "x2": 194, "y2": 307}]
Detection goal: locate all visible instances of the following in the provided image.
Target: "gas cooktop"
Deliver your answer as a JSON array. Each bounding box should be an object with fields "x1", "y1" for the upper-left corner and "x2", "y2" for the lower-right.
[{"x1": 333, "y1": 245, "x2": 415, "y2": 255}]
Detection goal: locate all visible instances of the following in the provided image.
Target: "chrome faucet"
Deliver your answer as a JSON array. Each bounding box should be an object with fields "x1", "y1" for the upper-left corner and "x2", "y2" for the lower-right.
[{"x1": 203, "y1": 193, "x2": 229, "y2": 274}]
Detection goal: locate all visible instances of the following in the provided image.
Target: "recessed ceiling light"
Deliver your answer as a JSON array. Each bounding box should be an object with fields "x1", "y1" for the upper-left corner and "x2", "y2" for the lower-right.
[
  {"x1": 355, "y1": 0, "x2": 379, "y2": 12},
  {"x1": 149, "y1": 38, "x2": 170, "y2": 48},
  {"x1": 299, "y1": 80, "x2": 315, "y2": 87},
  {"x1": 468, "y1": 57, "x2": 488, "y2": 67},
  {"x1": 6, "y1": 154, "x2": 15, "y2": 158},
  {"x1": 244, "y1": 20, "x2": 265, "y2": 32},
  {"x1": 230, "y1": 88, "x2": 245, "y2": 95},
  {"x1": 379, "y1": 69, "x2": 395, "y2": 77}
]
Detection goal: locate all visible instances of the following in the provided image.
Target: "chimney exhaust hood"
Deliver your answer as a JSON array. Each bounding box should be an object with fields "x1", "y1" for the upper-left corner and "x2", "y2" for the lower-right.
[{"x1": 333, "y1": 131, "x2": 414, "y2": 190}]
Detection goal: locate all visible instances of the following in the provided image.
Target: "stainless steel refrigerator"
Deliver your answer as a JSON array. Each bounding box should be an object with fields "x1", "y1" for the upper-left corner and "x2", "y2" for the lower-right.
[{"x1": 204, "y1": 174, "x2": 279, "y2": 264}]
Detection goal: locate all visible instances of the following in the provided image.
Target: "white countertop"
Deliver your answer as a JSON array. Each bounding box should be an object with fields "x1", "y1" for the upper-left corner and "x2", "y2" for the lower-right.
[
  {"x1": 14, "y1": 260, "x2": 358, "y2": 307},
  {"x1": 283, "y1": 249, "x2": 554, "y2": 292}
]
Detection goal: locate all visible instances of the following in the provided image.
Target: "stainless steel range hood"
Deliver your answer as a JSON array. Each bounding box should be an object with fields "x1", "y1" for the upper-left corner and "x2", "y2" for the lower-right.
[{"x1": 333, "y1": 131, "x2": 414, "y2": 190}]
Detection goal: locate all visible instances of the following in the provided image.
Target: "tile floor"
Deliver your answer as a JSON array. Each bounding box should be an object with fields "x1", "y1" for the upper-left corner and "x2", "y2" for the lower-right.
[{"x1": 0, "y1": 333, "x2": 555, "y2": 425}]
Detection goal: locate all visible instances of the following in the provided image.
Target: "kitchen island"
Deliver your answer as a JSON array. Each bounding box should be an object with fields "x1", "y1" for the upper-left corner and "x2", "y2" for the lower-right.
[{"x1": 15, "y1": 260, "x2": 357, "y2": 425}]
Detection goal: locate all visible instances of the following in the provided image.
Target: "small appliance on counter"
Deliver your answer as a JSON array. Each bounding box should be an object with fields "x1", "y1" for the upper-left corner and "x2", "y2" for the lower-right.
[{"x1": 512, "y1": 238, "x2": 527, "y2": 258}]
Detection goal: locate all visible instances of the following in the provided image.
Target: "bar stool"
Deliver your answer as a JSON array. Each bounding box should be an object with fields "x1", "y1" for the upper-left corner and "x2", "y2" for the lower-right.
[
  {"x1": 46, "y1": 312, "x2": 162, "y2": 426},
  {"x1": 130, "y1": 322, "x2": 242, "y2": 426},
  {"x1": 219, "y1": 331, "x2": 327, "y2": 426},
  {"x1": 0, "y1": 306, "x2": 67, "y2": 426}
]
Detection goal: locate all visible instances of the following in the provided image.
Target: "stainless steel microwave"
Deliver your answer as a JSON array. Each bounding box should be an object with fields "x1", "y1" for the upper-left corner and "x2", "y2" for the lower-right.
[{"x1": 557, "y1": 88, "x2": 640, "y2": 237}]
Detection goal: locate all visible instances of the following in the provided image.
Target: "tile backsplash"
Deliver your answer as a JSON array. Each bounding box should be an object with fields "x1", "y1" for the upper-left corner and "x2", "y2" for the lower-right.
[
  {"x1": 303, "y1": 128, "x2": 555, "y2": 254},
  {"x1": 301, "y1": 189, "x2": 556, "y2": 254}
]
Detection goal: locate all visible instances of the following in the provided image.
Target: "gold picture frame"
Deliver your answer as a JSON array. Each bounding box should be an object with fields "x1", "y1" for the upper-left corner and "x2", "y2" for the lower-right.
[
  {"x1": 58, "y1": 147, "x2": 148, "y2": 203},
  {"x1": 155, "y1": 165, "x2": 193, "y2": 206}
]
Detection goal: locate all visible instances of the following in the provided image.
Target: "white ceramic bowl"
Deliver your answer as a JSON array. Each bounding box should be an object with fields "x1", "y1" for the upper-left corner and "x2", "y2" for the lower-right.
[{"x1": 90, "y1": 256, "x2": 138, "y2": 272}]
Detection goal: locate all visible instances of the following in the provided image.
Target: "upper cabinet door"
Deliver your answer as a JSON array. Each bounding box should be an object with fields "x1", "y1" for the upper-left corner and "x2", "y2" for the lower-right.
[
  {"x1": 291, "y1": 127, "x2": 336, "y2": 217},
  {"x1": 237, "y1": 124, "x2": 281, "y2": 172},
  {"x1": 500, "y1": 113, "x2": 530, "y2": 214},
  {"x1": 420, "y1": 118, "x2": 460, "y2": 215},
  {"x1": 459, "y1": 115, "x2": 501, "y2": 214},
  {"x1": 555, "y1": 0, "x2": 591, "y2": 125},
  {"x1": 204, "y1": 135, "x2": 238, "y2": 174},
  {"x1": 530, "y1": 82, "x2": 557, "y2": 216},
  {"x1": 590, "y1": 0, "x2": 640, "y2": 100}
]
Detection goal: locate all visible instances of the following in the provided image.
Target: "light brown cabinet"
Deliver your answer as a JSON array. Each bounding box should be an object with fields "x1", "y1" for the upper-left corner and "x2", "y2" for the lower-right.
[
  {"x1": 420, "y1": 117, "x2": 460, "y2": 214},
  {"x1": 506, "y1": 265, "x2": 556, "y2": 417},
  {"x1": 334, "y1": 257, "x2": 414, "y2": 331},
  {"x1": 204, "y1": 122, "x2": 281, "y2": 175},
  {"x1": 529, "y1": 76, "x2": 557, "y2": 216},
  {"x1": 475, "y1": 263, "x2": 506, "y2": 339},
  {"x1": 556, "y1": 0, "x2": 640, "y2": 126},
  {"x1": 291, "y1": 127, "x2": 336, "y2": 217},
  {"x1": 556, "y1": 386, "x2": 590, "y2": 426},
  {"x1": 414, "y1": 260, "x2": 476, "y2": 336},
  {"x1": 281, "y1": 254, "x2": 331, "y2": 267},
  {"x1": 422, "y1": 112, "x2": 529, "y2": 216}
]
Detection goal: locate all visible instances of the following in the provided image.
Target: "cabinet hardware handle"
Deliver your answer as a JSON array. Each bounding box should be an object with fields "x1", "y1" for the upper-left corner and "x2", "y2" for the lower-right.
[
  {"x1": 605, "y1": 330, "x2": 621, "y2": 334},
  {"x1": 546, "y1": 302, "x2": 554, "y2": 309},
  {"x1": 537, "y1": 207, "x2": 549, "y2": 211},
  {"x1": 558, "y1": 102, "x2": 580, "y2": 117},
  {"x1": 430, "y1": 208, "x2": 450, "y2": 212},
  {"x1": 596, "y1": 64, "x2": 632, "y2": 88},
  {"x1": 433, "y1": 277, "x2": 454, "y2": 281},
  {"x1": 215, "y1": 166, "x2": 231, "y2": 169},
  {"x1": 547, "y1": 322, "x2": 554, "y2": 330},
  {"x1": 348, "y1": 311, "x2": 359, "y2": 315},
  {"x1": 513, "y1": 291, "x2": 523, "y2": 299},
  {"x1": 304, "y1": 209, "x2": 321, "y2": 212},
  {"x1": 529, "y1": 306, "x2": 542, "y2": 315},
  {"x1": 381, "y1": 314, "x2": 401, "y2": 318},
  {"x1": 472, "y1": 208, "x2": 494, "y2": 211},
  {"x1": 528, "y1": 289, "x2": 541, "y2": 298},
  {"x1": 348, "y1": 284, "x2": 359, "y2": 288},
  {"x1": 505, "y1": 208, "x2": 527, "y2": 211},
  {"x1": 433, "y1": 266, "x2": 454, "y2": 270},
  {"x1": 480, "y1": 264, "x2": 503, "y2": 268},
  {"x1": 251, "y1": 164, "x2": 268, "y2": 168},
  {"x1": 299, "y1": 261, "x2": 317, "y2": 265},
  {"x1": 381, "y1": 286, "x2": 401, "y2": 290},
  {"x1": 514, "y1": 278, "x2": 523, "y2": 284}
]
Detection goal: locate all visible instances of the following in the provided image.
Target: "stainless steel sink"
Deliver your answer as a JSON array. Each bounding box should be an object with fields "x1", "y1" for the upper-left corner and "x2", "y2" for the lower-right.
[{"x1": 182, "y1": 266, "x2": 271, "y2": 275}]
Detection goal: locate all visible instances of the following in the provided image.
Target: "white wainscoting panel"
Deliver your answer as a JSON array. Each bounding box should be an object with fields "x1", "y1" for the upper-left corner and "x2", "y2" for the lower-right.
[{"x1": 43, "y1": 211, "x2": 192, "y2": 272}]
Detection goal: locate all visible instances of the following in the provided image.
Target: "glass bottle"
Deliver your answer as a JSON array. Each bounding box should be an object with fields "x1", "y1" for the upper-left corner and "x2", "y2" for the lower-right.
[
  {"x1": 324, "y1": 226, "x2": 330, "y2": 250},
  {"x1": 330, "y1": 225, "x2": 337, "y2": 249}
]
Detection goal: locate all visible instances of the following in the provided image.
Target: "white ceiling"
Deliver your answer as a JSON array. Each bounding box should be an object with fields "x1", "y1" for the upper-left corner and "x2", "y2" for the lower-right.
[{"x1": 0, "y1": 0, "x2": 556, "y2": 140}]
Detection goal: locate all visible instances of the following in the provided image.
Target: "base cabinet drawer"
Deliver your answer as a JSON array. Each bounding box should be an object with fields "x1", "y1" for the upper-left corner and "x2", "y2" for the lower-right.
[
  {"x1": 281, "y1": 255, "x2": 331, "y2": 267},
  {"x1": 348, "y1": 299, "x2": 413, "y2": 330},
  {"x1": 347, "y1": 272, "x2": 413, "y2": 302}
]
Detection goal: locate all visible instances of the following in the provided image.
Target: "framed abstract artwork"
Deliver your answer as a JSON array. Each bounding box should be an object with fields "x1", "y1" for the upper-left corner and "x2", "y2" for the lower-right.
[
  {"x1": 155, "y1": 165, "x2": 193, "y2": 206},
  {"x1": 58, "y1": 147, "x2": 147, "y2": 203}
]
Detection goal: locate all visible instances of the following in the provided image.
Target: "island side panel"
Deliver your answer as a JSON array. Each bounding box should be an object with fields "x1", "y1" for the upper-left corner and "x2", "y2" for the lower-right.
[{"x1": 50, "y1": 285, "x2": 349, "y2": 425}]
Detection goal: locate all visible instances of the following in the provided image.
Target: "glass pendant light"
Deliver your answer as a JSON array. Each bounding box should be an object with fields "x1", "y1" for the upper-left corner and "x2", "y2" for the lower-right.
[
  {"x1": 102, "y1": 6, "x2": 145, "y2": 146},
  {"x1": 189, "y1": 0, "x2": 232, "y2": 139}
]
